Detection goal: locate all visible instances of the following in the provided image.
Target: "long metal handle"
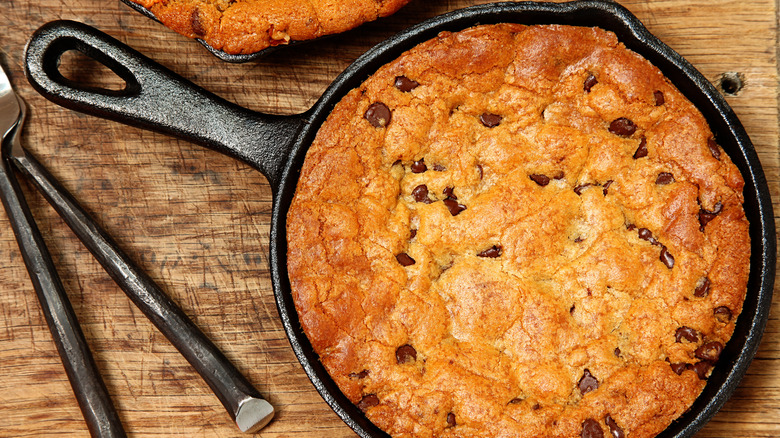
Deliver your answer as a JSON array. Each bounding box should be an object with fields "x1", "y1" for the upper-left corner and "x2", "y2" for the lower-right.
[
  {"x1": 0, "y1": 118, "x2": 126, "y2": 438},
  {"x1": 10, "y1": 146, "x2": 274, "y2": 433},
  {"x1": 24, "y1": 20, "x2": 304, "y2": 188}
]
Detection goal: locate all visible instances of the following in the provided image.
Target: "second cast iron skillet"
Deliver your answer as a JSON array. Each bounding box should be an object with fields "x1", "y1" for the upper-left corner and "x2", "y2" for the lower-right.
[
  {"x1": 24, "y1": 1, "x2": 776, "y2": 437},
  {"x1": 118, "y1": 0, "x2": 307, "y2": 62}
]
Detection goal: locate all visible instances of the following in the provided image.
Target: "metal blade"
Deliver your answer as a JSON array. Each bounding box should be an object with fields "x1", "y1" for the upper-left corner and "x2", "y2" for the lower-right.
[{"x1": 0, "y1": 64, "x2": 21, "y2": 140}]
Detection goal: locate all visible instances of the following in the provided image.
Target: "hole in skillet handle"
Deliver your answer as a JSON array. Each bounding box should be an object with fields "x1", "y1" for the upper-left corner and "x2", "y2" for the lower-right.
[
  {"x1": 59, "y1": 50, "x2": 129, "y2": 92},
  {"x1": 40, "y1": 35, "x2": 141, "y2": 97},
  {"x1": 268, "y1": 2, "x2": 775, "y2": 438}
]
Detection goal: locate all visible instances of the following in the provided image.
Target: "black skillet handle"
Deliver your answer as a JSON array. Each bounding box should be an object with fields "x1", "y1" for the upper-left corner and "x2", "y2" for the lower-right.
[{"x1": 24, "y1": 20, "x2": 305, "y2": 188}]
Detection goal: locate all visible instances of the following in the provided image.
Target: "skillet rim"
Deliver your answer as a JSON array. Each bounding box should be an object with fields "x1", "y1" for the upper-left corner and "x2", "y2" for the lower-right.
[{"x1": 268, "y1": 2, "x2": 776, "y2": 437}]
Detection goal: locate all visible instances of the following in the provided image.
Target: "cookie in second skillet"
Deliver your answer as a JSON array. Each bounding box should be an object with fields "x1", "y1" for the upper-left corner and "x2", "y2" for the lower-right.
[
  {"x1": 127, "y1": 0, "x2": 412, "y2": 55},
  {"x1": 287, "y1": 23, "x2": 750, "y2": 438}
]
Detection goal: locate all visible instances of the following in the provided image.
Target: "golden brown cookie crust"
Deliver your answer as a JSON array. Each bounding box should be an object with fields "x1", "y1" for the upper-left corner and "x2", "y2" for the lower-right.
[
  {"x1": 129, "y1": 0, "x2": 411, "y2": 55},
  {"x1": 287, "y1": 24, "x2": 750, "y2": 438}
]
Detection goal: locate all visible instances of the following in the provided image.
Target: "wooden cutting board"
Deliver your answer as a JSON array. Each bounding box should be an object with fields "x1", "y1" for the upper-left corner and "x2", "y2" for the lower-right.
[{"x1": 0, "y1": 0, "x2": 777, "y2": 436}]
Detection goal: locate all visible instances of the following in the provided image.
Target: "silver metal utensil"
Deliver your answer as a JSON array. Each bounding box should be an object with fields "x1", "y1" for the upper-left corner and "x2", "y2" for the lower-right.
[
  {"x1": 1, "y1": 63, "x2": 21, "y2": 137},
  {"x1": 1, "y1": 63, "x2": 273, "y2": 433},
  {"x1": 0, "y1": 67, "x2": 127, "y2": 438}
]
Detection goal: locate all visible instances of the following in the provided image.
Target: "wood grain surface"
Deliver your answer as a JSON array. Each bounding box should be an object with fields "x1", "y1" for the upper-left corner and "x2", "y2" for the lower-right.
[{"x1": 0, "y1": 0, "x2": 778, "y2": 436}]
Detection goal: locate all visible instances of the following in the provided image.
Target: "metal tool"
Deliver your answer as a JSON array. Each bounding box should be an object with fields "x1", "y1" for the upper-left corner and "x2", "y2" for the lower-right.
[
  {"x1": 0, "y1": 67, "x2": 126, "y2": 438},
  {"x1": 0, "y1": 64, "x2": 273, "y2": 435}
]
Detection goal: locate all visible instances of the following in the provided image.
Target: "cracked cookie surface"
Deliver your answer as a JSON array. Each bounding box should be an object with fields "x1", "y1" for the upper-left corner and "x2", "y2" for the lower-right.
[
  {"x1": 128, "y1": 0, "x2": 411, "y2": 54},
  {"x1": 287, "y1": 24, "x2": 750, "y2": 438}
]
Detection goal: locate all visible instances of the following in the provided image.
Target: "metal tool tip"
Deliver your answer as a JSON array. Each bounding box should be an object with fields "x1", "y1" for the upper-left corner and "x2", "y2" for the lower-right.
[{"x1": 235, "y1": 397, "x2": 274, "y2": 434}]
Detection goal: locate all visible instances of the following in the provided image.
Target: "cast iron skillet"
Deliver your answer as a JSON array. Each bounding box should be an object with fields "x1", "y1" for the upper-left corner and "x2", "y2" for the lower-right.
[
  {"x1": 24, "y1": 1, "x2": 776, "y2": 436},
  {"x1": 118, "y1": 0, "x2": 295, "y2": 63}
]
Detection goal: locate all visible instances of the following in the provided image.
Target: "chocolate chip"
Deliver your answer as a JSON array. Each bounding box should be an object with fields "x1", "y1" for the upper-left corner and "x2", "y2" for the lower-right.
[
  {"x1": 714, "y1": 306, "x2": 733, "y2": 323},
  {"x1": 656, "y1": 172, "x2": 675, "y2": 185},
  {"x1": 574, "y1": 236, "x2": 584, "y2": 243},
  {"x1": 675, "y1": 326, "x2": 700, "y2": 343},
  {"x1": 574, "y1": 183, "x2": 592, "y2": 195},
  {"x1": 480, "y1": 113, "x2": 503, "y2": 127},
  {"x1": 190, "y1": 9, "x2": 206, "y2": 37},
  {"x1": 412, "y1": 184, "x2": 433, "y2": 204},
  {"x1": 605, "y1": 415, "x2": 625, "y2": 438},
  {"x1": 411, "y1": 159, "x2": 427, "y2": 173},
  {"x1": 689, "y1": 361, "x2": 711, "y2": 380},
  {"x1": 698, "y1": 202, "x2": 723, "y2": 230},
  {"x1": 654, "y1": 90, "x2": 665, "y2": 106},
  {"x1": 443, "y1": 198, "x2": 467, "y2": 216},
  {"x1": 707, "y1": 137, "x2": 722, "y2": 160},
  {"x1": 633, "y1": 137, "x2": 648, "y2": 158},
  {"x1": 433, "y1": 163, "x2": 446, "y2": 172},
  {"x1": 476, "y1": 164, "x2": 484, "y2": 179},
  {"x1": 695, "y1": 341, "x2": 724, "y2": 362},
  {"x1": 626, "y1": 224, "x2": 637, "y2": 231},
  {"x1": 584, "y1": 74, "x2": 598, "y2": 93},
  {"x1": 570, "y1": 305, "x2": 576, "y2": 315},
  {"x1": 365, "y1": 102, "x2": 391, "y2": 128},
  {"x1": 395, "y1": 344, "x2": 417, "y2": 364},
  {"x1": 410, "y1": 229, "x2": 417, "y2": 239},
  {"x1": 530, "y1": 174, "x2": 550, "y2": 186},
  {"x1": 357, "y1": 394, "x2": 379, "y2": 411},
  {"x1": 582, "y1": 418, "x2": 604, "y2": 438},
  {"x1": 477, "y1": 245, "x2": 502, "y2": 258},
  {"x1": 608, "y1": 117, "x2": 637, "y2": 137},
  {"x1": 614, "y1": 348, "x2": 621, "y2": 357},
  {"x1": 349, "y1": 369, "x2": 370, "y2": 379},
  {"x1": 443, "y1": 187, "x2": 457, "y2": 200},
  {"x1": 446, "y1": 412, "x2": 456, "y2": 428},
  {"x1": 660, "y1": 246, "x2": 675, "y2": 269},
  {"x1": 394, "y1": 75, "x2": 419, "y2": 92},
  {"x1": 670, "y1": 362, "x2": 687, "y2": 375},
  {"x1": 699, "y1": 209, "x2": 718, "y2": 231},
  {"x1": 637, "y1": 228, "x2": 659, "y2": 245},
  {"x1": 532, "y1": 403, "x2": 541, "y2": 410},
  {"x1": 508, "y1": 398, "x2": 523, "y2": 404},
  {"x1": 553, "y1": 171, "x2": 565, "y2": 180},
  {"x1": 694, "y1": 277, "x2": 710, "y2": 297},
  {"x1": 602, "y1": 180, "x2": 613, "y2": 195},
  {"x1": 396, "y1": 253, "x2": 416, "y2": 266},
  {"x1": 709, "y1": 201, "x2": 724, "y2": 214},
  {"x1": 578, "y1": 369, "x2": 599, "y2": 395}
]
